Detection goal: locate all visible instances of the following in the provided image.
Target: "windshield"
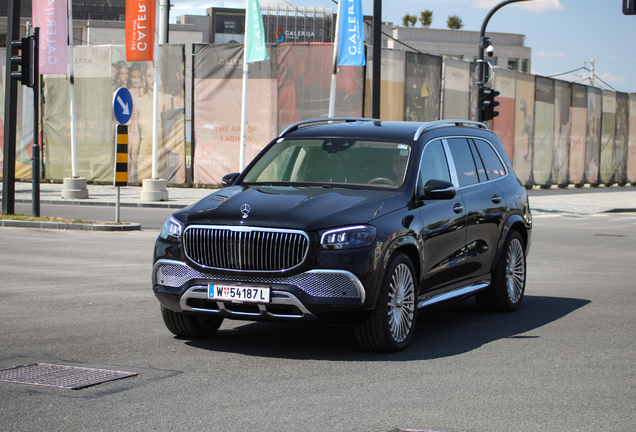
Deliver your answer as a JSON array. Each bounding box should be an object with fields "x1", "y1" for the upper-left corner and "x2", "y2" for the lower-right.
[{"x1": 242, "y1": 139, "x2": 412, "y2": 187}]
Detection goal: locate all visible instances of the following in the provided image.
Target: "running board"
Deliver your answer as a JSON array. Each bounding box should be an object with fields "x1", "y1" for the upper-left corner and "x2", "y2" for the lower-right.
[{"x1": 417, "y1": 281, "x2": 489, "y2": 308}]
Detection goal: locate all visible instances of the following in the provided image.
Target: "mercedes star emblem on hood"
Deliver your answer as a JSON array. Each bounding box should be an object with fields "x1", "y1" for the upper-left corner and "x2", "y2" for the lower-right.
[{"x1": 241, "y1": 204, "x2": 251, "y2": 219}]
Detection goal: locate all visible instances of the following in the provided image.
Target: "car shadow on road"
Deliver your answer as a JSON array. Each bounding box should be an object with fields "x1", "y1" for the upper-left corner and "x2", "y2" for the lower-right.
[{"x1": 184, "y1": 295, "x2": 590, "y2": 361}]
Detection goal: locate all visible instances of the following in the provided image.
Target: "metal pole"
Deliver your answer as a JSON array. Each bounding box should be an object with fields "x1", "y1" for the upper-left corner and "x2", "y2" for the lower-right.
[
  {"x1": 159, "y1": 0, "x2": 170, "y2": 44},
  {"x1": 32, "y1": 28, "x2": 41, "y2": 217},
  {"x1": 152, "y1": 0, "x2": 160, "y2": 179},
  {"x1": 116, "y1": 186, "x2": 121, "y2": 223},
  {"x1": 239, "y1": 46, "x2": 249, "y2": 172},
  {"x1": 68, "y1": 0, "x2": 78, "y2": 177},
  {"x1": 371, "y1": 0, "x2": 382, "y2": 119},
  {"x1": 2, "y1": 0, "x2": 20, "y2": 215},
  {"x1": 328, "y1": 0, "x2": 343, "y2": 118},
  {"x1": 476, "y1": 0, "x2": 533, "y2": 121}
]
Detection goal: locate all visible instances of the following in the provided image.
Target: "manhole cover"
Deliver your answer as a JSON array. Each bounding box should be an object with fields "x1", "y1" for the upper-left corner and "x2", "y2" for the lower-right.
[{"x1": 0, "y1": 363, "x2": 137, "y2": 390}]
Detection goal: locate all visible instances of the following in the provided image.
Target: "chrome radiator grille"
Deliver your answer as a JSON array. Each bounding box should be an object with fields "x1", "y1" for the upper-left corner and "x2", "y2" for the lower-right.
[{"x1": 183, "y1": 226, "x2": 310, "y2": 272}]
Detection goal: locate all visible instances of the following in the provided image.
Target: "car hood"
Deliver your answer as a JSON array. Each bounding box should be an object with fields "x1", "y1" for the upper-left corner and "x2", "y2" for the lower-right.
[{"x1": 182, "y1": 185, "x2": 408, "y2": 232}]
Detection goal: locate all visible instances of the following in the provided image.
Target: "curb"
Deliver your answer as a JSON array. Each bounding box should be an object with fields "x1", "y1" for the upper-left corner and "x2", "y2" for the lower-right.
[
  {"x1": 0, "y1": 220, "x2": 142, "y2": 231},
  {"x1": 9, "y1": 198, "x2": 188, "y2": 209}
]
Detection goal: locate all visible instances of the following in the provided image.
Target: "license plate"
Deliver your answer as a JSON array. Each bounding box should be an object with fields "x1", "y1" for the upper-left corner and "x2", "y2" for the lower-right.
[{"x1": 208, "y1": 284, "x2": 270, "y2": 303}]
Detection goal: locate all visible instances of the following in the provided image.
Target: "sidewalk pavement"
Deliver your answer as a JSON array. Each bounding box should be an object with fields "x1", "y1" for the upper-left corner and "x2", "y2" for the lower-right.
[
  {"x1": 2, "y1": 181, "x2": 636, "y2": 215},
  {"x1": 3, "y1": 181, "x2": 216, "y2": 210}
]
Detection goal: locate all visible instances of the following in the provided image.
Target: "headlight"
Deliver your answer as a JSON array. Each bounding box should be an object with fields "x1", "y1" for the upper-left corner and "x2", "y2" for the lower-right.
[
  {"x1": 320, "y1": 225, "x2": 376, "y2": 250},
  {"x1": 160, "y1": 217, "x2": 183, "y2": 241}
]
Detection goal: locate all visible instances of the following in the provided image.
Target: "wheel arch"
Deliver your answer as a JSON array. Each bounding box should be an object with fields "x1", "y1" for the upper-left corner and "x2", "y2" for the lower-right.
[
  {"x1": 492, "y1": 214, "x2": 528, "y2": 271},
  {"x1": 375, "y1": 235, "x2": 421, "y2": 306}
]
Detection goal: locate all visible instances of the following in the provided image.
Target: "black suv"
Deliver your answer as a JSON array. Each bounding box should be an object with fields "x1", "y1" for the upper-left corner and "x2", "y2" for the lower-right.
[{"x1": 153, "y1": 119, "x2": 532, "y2": 352}]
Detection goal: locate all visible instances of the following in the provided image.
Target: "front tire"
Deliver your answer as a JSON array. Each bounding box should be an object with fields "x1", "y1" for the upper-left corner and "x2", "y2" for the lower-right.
[
  {"x1": 161, "y1": 306, "x2": 224, "y2": 338},
  {"x1": 476, "y1": 230, "x2": 526, "y2": 312},
  {"x1": 355, "y1": 252, "x2": 417, "y2": 352}
]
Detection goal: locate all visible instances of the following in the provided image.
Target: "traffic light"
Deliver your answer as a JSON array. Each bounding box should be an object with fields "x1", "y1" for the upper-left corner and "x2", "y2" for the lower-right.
[
  {"x1": 11, "y1": 36, "x2": 35, "y2": 88},
  {"x1": 624, "y1": 0, "x2": 636, "y2": 15},
  {"x1": 480, "y1": 86, "x2": 500, "y2": 122}
]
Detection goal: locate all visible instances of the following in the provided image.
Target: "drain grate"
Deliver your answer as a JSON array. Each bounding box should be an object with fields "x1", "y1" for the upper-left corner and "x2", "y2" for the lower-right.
[{"x1": 0, "y1": 363, "x2": 138, "y2": 390}]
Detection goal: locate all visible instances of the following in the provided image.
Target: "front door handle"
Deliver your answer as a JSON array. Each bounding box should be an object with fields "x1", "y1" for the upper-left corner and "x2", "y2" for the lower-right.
[
  {"x1": 492, "y1": 195, "x2": 502, "y2": 204},
  {"x1": 453, "y1": 203, "x2": 464, "y2": 214}
]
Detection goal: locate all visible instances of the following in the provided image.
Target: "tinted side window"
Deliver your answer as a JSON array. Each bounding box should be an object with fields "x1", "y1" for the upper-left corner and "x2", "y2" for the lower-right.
[
  {"x1": 420, "y1": 140, "x2": 451, "y2": 186},
  {"x1": 447, "y1": 138, "x2": 478, "y2": 187},
  {"x1": 468, "y1": 141, "x2": 488, "y2": 182},
  {"x1": 473, "y1": 139, "x2": 506, "y2": 180}
]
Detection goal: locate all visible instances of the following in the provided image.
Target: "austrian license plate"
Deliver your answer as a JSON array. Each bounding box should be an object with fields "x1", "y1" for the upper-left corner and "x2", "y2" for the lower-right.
[{"x1": 208, "y1": 284, "x2": 270, "y2": 303}]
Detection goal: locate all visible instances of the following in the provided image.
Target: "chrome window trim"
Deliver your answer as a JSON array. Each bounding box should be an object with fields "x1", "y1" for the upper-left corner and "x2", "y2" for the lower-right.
[
  {"x1": 442, "y1": 139, "x2": 460, "y2": 188},
  {"x1": 415, "y1": 138, "x2": 456, "y2": 193},
  {"x1": 470, "y1": 137, "x2": 509, "y2": 177},
  {"x1": 441, "y1": 136, "x2": 510, "y2": 192}
]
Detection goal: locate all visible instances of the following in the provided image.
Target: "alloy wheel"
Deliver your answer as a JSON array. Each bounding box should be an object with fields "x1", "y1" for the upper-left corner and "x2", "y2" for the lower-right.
[
  {"x1": 387, "y1": 263, "x2": 416, "y2": 343},
  {"x1": 506, "y1": 238, "x2": 525, "y2": 304}
]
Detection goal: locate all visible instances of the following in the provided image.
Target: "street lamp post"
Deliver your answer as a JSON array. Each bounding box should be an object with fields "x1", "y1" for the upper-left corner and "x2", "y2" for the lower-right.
[{"x1": 477, "y1": 0, "x2": 533, "y2": 122}]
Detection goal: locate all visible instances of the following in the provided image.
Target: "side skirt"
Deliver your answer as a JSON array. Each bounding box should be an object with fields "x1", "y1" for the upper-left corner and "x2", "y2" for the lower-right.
[{"x1": 417, "y1": 280, "x2": 490, "y2": 309}]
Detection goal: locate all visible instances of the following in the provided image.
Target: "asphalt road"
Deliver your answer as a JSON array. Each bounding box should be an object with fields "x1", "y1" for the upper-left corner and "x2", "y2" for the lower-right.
[{"x1": 0, "y1": 212, "x2": 635, "y2": 432}]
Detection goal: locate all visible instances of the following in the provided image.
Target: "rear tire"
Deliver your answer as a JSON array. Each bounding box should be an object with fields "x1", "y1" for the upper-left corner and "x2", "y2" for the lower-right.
[
  {"x1": 476, "y1": 230, "x2": 526, "y2": 312},
  {"x1": 161, "y1": 306, "x2": 224, "y2": 338},
  {"x1": 355, "y1": 252, "x2": 417, "y2": 352}
]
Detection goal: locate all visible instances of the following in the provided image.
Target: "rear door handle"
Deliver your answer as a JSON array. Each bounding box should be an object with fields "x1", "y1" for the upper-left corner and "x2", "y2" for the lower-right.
[
  {"x1": 453, "y1": 203, "x2": 464, "y2": 214},
  {"x1": 492, "y1": 195, "x2": 502, "y2": 204}
]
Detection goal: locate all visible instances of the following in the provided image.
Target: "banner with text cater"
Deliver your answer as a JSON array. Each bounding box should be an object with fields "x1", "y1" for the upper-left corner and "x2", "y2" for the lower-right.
[
  {"x1": 126, "y1": 0, "x2": 155, "y2": 61},
  {"x1": 245, "y1": 0, "x2": 269, "y2": 63},
  {"x1": 32, "y1": 0, "x2": 68, "y2": 74},
  {"x1": 338, "y1": 0, "x2": 365, "y2": 66}
]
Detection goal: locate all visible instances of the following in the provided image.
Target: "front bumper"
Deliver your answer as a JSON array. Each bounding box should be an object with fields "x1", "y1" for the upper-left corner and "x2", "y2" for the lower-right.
[{"x1": 153, "y1": 259, "x2": 367, "y2": 321}]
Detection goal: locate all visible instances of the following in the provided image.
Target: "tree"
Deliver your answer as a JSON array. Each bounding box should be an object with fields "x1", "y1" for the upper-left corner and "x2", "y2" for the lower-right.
[
  {"x1": 420, "y1": 10, "x2": 433, "y2": 27},
  {"x1": 402, "y1": 13, "x2": 417, "y2": 27},
  {"x1": 446, "y1": 15, "x2": 464, "y2": 30}
]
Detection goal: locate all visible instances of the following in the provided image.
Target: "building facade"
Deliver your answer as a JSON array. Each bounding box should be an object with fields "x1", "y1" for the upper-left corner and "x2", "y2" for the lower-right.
[{"x1": 385, "y1": 25, "x2": 531, "y2": 72}]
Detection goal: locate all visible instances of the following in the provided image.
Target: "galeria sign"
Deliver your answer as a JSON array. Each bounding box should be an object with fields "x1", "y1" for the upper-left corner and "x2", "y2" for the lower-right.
[
  {"x1": 126, "y1": 0, "x2": 155, "y2": 61},
  {"x1": 32, "y1": 0, "x2": 68, "y2": 74}
]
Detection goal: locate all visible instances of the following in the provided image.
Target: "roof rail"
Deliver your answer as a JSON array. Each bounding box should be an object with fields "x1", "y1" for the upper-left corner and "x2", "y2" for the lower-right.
[
  {"x1": 413, "y1": 120, "x2": 489, "y2": 141},
  {"x1": 279, "y1": 118, "x2": 377, "y2": 138}
]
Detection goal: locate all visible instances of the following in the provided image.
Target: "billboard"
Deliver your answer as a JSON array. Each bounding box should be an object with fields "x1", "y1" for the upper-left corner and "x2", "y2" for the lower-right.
[
  {"x1": 569, "y1": 84, "x2": 587, "y2": 185},
  {"x1": 532, "y1": 76, "x2": 555, "y2": 186}
]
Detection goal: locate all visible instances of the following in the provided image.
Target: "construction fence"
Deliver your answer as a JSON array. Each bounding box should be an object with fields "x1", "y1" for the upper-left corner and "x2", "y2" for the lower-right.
[{"x1": 1, "y1": 43, "x2": 635, "y2": 187}]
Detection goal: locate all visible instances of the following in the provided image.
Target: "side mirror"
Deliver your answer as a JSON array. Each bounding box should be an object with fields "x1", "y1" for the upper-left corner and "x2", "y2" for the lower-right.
[
  {"x1": 221, "y1": 172, "x2": 240, "y2": 188},
  {"x1": 423, "y1": 179, "x2": 456, "y2": 200}
]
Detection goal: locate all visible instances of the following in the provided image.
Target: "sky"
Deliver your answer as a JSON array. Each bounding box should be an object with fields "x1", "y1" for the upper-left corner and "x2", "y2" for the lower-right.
[{"x1": 170, "y1": 0, "x2": 636, "y2": 94}]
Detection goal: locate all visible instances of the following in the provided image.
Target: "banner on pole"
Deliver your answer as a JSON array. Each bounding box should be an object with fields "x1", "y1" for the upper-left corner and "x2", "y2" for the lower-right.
[
  {"x1": 245, "y1": 0, "x2": 269, "y2": 63},
  {"x1": 338, "y1": 0, "x2": 365, "y2": 66},
  {"x1": 125, "y1": 0, "x2": 155, "y2": 61},
  {"x1": 32, "y1": 0, "x2": 68, "y2": 74}
]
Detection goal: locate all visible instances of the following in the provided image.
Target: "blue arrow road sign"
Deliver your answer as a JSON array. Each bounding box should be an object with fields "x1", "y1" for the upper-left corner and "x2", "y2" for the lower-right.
[{"x1": 113, "y1": 87, "x2": 133, "y2": 124}]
